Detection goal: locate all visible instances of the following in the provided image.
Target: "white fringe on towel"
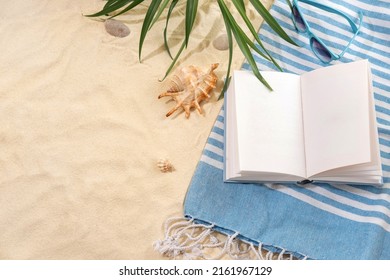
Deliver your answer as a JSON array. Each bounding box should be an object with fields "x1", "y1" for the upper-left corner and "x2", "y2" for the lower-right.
[{"x1": 154, "y1": 217, "x2": 307, "y2": 260}]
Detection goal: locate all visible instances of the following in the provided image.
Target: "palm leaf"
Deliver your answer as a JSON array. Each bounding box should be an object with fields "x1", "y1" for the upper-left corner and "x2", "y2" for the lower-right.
[
  {"x1": 164, "y1": 0, "x2": 180, "y2": 59},
  {"x1": 86, "y1": 0, "x2": 298, "y2": 94},
  {"x1": 160, "y1": 40, "x2": 187, "y2": 81},
  {"x1": 232, "y1": 0, "x2": 283, "y2": 71},
  {"x1": 104, "y1": 0, "x2": 129, "y2": 9},
  {"x1": 219, "y1": 3, "x2": 270, "y2": 62},
  {"x1": 218, "y1": 2, "x2": 268, "y2": 60},
  {"x1": 85, "y1": 0, "x2": 133, "y2": 17},
  {"x1": 218, "y1": 0, "x2": 272, "y2": 90},
  {"x1": 150, "y1": 0, "x2": 171, "y2": 29},
  {"x1": 139, "y1": 0, "x2": 163, "y2": 61},
  {"x1": 285, "y1": 0, "x2": 294, "y2": 11},
  {"x1": 249, "y1": 0, "x2": 298, "y2": 46},
  {"x1": 108, "y1": 0, "x2": 144, "y2": 18},
  {"x1": 235, "y1": 0, "x2": 246, "y2": 12},
  {"x1": 218, "y1": 4, "x2": 234, "y2": 100},
  {"x1": 162, "y1": 0, "x2": 198, "y2": 76},
  {"x1": 185, "y1": 0, "x2": 199, "y2": 47}
]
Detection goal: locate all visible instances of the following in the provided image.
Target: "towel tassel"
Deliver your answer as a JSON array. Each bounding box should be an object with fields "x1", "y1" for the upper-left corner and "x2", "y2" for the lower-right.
[{"x1": 154, "y1": 216, "x2": 307, "y2": 260}]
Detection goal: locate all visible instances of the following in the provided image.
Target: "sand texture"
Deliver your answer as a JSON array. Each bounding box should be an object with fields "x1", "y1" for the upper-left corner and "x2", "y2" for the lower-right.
[{"x1": 0, "y1": 0, "x2": 270, "y2": 259}]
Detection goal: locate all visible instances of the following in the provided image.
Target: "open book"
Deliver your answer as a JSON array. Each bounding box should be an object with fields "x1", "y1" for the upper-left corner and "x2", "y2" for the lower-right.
[{"x1": 224, "y1": 60, "x2": 383, "y2": 185}]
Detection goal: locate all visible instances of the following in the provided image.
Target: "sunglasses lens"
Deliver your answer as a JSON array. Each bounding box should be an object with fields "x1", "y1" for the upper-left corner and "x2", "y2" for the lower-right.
[
  {"x1": 311, "y1": 37, "x2": 332, "y2": 63},
  {"x1": 292, "y1": 6, "x2": 307, "y2": 32}
]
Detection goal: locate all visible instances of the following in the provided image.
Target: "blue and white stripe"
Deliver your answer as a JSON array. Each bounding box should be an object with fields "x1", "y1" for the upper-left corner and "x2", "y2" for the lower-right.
[{"x1": 200, "y1": 0, "x2": 390, "y2": 232}]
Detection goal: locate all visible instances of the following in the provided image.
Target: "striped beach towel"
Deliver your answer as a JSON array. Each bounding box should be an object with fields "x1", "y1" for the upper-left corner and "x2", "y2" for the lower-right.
[{"x1": 154, "y1": 0, "x2": 390, "y2": 259}]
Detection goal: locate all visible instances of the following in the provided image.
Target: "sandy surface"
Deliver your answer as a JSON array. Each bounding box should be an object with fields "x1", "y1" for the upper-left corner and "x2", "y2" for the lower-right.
[{"x1": 0, "y1": 0, "x2": 270, "y2": 259}]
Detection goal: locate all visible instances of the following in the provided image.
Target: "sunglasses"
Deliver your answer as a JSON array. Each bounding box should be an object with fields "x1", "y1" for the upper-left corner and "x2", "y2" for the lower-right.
[{"x1": 291, "y1": 0, "x2": 363, "y2": 63}]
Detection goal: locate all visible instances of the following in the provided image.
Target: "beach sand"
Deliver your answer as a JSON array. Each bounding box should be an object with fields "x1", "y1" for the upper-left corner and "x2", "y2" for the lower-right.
[{"x1": 0, "y1": 0, "x2": 270, "y2": 259}]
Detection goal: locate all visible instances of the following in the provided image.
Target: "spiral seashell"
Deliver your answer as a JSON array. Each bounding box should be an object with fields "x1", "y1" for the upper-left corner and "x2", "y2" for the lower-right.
[
  {"x1": 157, "y1": 158, "x2": 174, "y2": 173},
  {"x1": 158, "y1": 64, "x2": 219, "y2": 118}
]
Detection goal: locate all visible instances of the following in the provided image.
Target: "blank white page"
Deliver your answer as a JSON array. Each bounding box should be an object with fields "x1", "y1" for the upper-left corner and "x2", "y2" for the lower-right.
[
  {"x1": 301, "y1": 60, "x2": 372, "y2": 177},
  {"x1": 233, "y1": 70, "x2": 306, "y2": 178}
]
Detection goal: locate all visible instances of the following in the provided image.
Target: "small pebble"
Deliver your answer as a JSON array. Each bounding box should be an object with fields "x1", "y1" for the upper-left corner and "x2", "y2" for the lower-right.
[
  {"x1": 104, "y1": 19, "x2": 130, "y2": 38},
  {"x1": 213, "y1": 34, "x2": 229, "y2": 51}
]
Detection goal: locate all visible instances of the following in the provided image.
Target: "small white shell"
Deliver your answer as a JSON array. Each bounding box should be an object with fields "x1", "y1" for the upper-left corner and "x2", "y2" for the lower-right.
[
  {"x1": 104, "y1": 19, "x2": 130, "y2": 38},
  {"x1": 157, "y1": 159, "x2": 174, "y2": 173}
]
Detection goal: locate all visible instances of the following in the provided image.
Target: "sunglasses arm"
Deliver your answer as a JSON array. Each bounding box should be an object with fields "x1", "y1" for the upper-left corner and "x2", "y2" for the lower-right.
[
  {"x1": 297, "y1": 0, "x2": 360, "y2": 32},
  {"x1": 339, "y1": 11, "x2": 364, "y2": 57}
]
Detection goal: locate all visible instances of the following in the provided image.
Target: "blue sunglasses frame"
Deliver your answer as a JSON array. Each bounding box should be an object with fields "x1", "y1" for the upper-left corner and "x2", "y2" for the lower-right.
[{"x1": 291, "y1": 0, "x2": 363, "y2": 63}]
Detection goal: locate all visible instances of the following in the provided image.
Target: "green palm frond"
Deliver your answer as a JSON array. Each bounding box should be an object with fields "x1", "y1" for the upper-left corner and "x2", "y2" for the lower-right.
[
  {"x1": 219, "y1": 5, "x2": 234, "y2": 99},
  {"x1": 85, "y1": 0, "x2": 297, "y2": 98},
  {"x1": 85, "y1": 0, "x2": 141, "y2": 17},
  {"x1": 163, "y1": 0, "x2": 179, "y2": 59}
]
